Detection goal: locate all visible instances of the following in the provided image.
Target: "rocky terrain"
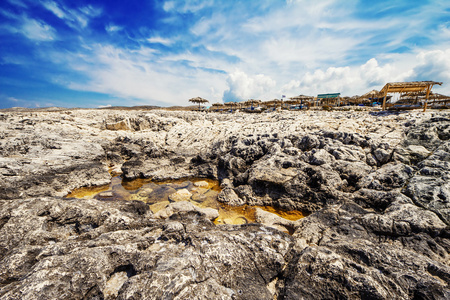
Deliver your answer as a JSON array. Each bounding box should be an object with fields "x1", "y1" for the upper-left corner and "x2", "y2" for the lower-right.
[{"x1": 0, "y1": 108, "x2": 449, "y2": 299}]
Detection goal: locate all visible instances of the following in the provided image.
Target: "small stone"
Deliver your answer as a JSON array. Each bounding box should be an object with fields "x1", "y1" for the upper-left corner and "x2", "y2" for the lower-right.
[
  {"x1": 98, "y1": 191, "x2": 114, "y2": 198},
  {"x1": 194, "y1": 181, "x2": 209, "y2": 188},
  {"x1": 374, "y1": 148, "x2": 390, "y2": 164},
  {"x1": 407, "y1": 145, "x2": 431, "y2": 159},
  {"x1": 103, "y1": 271, "x2": 128, "y2": 298},
  {"x1": 309, "y1": 149, "x2": 334, "y2": 165},
  {"x1": 168, "y1": 188, "x2": 192, "y2": 202}
]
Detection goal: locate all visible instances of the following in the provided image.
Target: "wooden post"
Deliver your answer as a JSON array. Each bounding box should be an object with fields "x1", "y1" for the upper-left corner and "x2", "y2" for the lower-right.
[
  {"x1": 423, "y1": 84, "x2": 432, "y2": 112},
  {"x1": 382, "y1": 86, "x2": 389, "y2": 111}
]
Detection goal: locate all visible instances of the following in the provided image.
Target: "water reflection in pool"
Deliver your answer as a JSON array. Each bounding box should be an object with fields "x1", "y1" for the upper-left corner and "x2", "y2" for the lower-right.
[{"x1": 65, "y1": 177, "x2": 304, "y2": 225}]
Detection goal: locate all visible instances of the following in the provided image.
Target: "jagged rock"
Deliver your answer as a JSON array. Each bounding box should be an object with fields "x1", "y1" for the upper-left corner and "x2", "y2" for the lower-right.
[
  {"x1": 373, "y1": 147, "x2": 391, "y2": 164},
  {"x1": 217, "y1": 187, "x2": 245, "y2": 206},
  {"x1": 154, "y1": 201, "x2": 219, "y2": 221},
  {"x1": 0, "y1": 197, "x2": 292, "y2": 300},
  {"x1": 1, "y1": 109, "x2": 450, "y2": 299},
  {"x1": 309, "y1": 148, "x2": 335, "y2": 165},
  {"x1": 105, "y1": 119, "x2": 132, "y2": 131},
  {"x1": 282, "y1": 202, "x2": 450, "y2": 299},
  {"x1": 404, "y1": 141, "x2": 450, "y2": 225},
  {"x1": 358, "y1": 163, "x2": 414, "y2": 191},
  {"x1": 255, "y1": 208, "x2": 295, "y2": 234}
]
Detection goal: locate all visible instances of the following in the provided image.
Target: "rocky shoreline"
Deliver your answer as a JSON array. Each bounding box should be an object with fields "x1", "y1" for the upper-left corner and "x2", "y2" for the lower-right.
[{"x1": 0, "y1": 109, "x2": 449, "y2": 299}]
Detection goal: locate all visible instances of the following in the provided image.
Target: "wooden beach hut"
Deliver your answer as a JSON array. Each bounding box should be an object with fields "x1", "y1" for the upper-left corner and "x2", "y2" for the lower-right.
[
  {"x1": 317, "y1": 93, "x2": 341, "y2": 107},
  {"x1": 379, "y1": 81, "x2": 442, "y2": 111}
]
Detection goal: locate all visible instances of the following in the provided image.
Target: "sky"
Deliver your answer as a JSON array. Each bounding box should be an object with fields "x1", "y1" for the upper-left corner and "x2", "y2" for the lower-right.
[{"x1": 0, "y1": 0, "x2": 450, "y2": 109}]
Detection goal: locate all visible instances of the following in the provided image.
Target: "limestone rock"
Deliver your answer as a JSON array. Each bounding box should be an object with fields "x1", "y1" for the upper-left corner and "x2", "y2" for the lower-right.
[
  {"x1": 255, "y1": 208, "x2": 295, "y2": 234},
  {"x1": 154, "y1": 201, "x2": 219, "y2": 221},
  {"x1": 0, "y1": 197, "x2": 292, "y2": 300},
  {"x1": 309, "y1": 148, "x2": 335, "y2": 165},
  {"x1": 1, "y1": 108, "x2": 450, "y2": 299},
  {"x1": 168, "y1": 188, "x2": 192, "y2": 202},
  {"x1": 217, "y1": 188, "x2": 245, "y2": 206},
  {"x1": 194, "y1": 180, "x2": 209, "y2": 187}
]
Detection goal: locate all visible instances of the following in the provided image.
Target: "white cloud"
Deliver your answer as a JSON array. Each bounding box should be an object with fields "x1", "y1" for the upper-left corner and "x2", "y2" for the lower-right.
[
  {"x1": 25, "y1": 0, "x2": 450, "y2": 106},
  {"x1": 147, "y1": 36, "x2": 173, "y2": 46},
  {"x1": 105, "y1": 24, "x2": 123, "y2": 33},
  {"x1": 8, "y1": 97, "x2": 19, "y2": 102},
  {"x1": 409, "y1": 49, "x2": 450, "y2": 84},
  {"x1": 58, "y1": 44, "x2": 228, "y2": 106},
  {"x1": 223, "y1": 70, "x2": 276, "y2": 101},
  {"x1": 40, "y1": 2, "x2": 101, "y2": 29},
  {"x1": 162, "y1": 1, "x2": 174, "y2": 11},
  {"x1": 21, "y1": 18, "x2": 55, "y2": 41},
  {"x1": 42, "y1": 1, "x2": 65, "y2": 19},
  {"x1": 281, "y1": 58, "x2": 408, "y2": 97},
  {"x1": 163, "y1": 0, "x2": 214, "y2": 13}
]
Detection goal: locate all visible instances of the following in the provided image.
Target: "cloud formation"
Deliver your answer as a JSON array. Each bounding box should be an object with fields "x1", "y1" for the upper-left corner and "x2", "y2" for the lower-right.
[
  {"x1": 20, "y1": 17, "x2": 55, "y2": 41},
  {"x1": 223, "y1": 71, "x2": 276, "y2": 102},
  {"x1": 0, "y1": 0, "x2": 449, "y2": 108}
]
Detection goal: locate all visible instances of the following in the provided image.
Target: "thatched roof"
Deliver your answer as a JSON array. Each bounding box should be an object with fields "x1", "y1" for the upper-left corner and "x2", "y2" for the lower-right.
[
  {"x1": 361, "y1": 90, "x2": 380, "y2": 98},
  {"x1": 380, "y1": 81, "x2": 442, "y2": 95},
  {"x1": 290, "y1": 95, "x2": 314, "y2": 100},
  {"x1": 243, "y1": 99, "x2": 262, "y2": 106},
  {"x1": 286, "y1": 95, "x2": 313, "y2": 105},
  {"x1": 400, "y1": 91, "x2": 449, "y2": 100},
  {"x1": 429, "y1": 92, "x2": 450, "y2": 100},
  {"x1": 188, "y1": 97, "x2": 209, "y2": 104},
  {"x1": 263, "y1": 99, "x2": 282, "y2": 106}
]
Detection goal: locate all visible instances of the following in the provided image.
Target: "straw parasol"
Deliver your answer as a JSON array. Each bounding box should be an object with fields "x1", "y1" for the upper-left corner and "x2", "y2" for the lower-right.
[
  {"x1": 287, "y1": 95, "x2": 314, "y2": 106},
  {"x1": 224, "y1": 101, "x2": 239, "y2": 111},
  {"x1": 263, "y1": 99, "x2": 282, "y2": 107},
  {"x1": 362, "y1": 90, "x2": 380, "y2": 97},
  {"x1": 189, "y1": 97, "x2": 209, "y2": 109},
  {"x1": 210, "y1": 103, "x2": 225, "y2": 110},
  {"x1": 243, "y1": 99, "x2": 262, "y2": 108}
]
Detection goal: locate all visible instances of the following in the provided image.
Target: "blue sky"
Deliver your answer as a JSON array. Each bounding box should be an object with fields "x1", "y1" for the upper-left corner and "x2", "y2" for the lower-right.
[{"x1": 1, "y1": 0, "x2": 449, "y2": 108}]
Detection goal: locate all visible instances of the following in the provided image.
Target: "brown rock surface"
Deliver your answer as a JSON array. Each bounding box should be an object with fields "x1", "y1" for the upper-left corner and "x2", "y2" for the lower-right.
[{"x1": 0, "y1": 109, "x2": 449, "y2": 299}]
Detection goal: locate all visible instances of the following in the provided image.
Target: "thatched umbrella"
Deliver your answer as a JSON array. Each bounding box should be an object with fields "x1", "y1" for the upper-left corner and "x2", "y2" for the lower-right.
[
  {"x1": 363, "y1": 90, "x2": 380, "y2": 98},
  {"x1": 243, "y1": 99, "x2": 261, "y2": 109},
  {"x1": 288, "y1": 95, "x2": 314, "y2": 107},
  {"x1": 224, "y1": 101, "x2": 239, "y2": 111},
  {"x1": 210, "y1": 102, "x2": 225, "y2": 111},
  {"x1": 284, "y1": 99, "x2": 300, "y2": 105},
  {"x1": 189, "y1": 97, "x2": 209, "y2": 110},
  {"x1": 263, "y1": 99, "x2": 282, "y2": 108}
]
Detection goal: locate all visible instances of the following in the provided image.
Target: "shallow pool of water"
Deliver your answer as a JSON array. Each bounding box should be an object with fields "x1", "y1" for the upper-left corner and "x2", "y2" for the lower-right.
[{"x1": 65, "y1": 177, "x2": 304, "y2": 226}]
